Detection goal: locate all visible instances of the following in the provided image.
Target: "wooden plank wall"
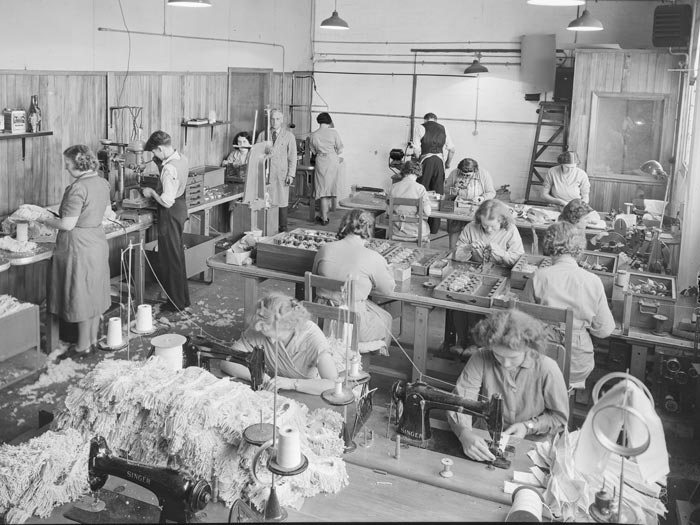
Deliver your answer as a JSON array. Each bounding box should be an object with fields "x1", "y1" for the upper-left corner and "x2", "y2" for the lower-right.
[{"x1": 569, "y1": 50, "x2": 679, "y2": 212}]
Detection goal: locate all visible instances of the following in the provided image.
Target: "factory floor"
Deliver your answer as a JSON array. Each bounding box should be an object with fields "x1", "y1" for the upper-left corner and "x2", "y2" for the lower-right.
[{"x1": 0, "y1": 202, "x2": 698, "y2": 524}]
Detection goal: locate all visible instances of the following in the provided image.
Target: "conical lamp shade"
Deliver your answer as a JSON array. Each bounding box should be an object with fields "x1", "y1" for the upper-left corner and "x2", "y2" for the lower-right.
[
  {"x1": 464, "y1": 59, "x2": 489, "y2": 74},
  {"x1": 567, "y1": 9, "x2": 604, "y2": 31},
  {"x1": 167, "y1": 0, "x2": 211, "y2": 6},
  {"x1": 320, "y1": 10, "x2": 349, "y2": 30}
]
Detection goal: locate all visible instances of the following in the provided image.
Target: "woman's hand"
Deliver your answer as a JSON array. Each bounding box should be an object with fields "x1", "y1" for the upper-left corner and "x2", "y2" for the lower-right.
[
  {"x1": 264, "y1": 376, "x2": 294, "y2": 391},
  {"x1": 458, "y1": 430, "x2": 496, "y2": 462},
  {"x1": 489, "y1": 242, "x2": 506, "y2": 261},
  {"x1": 503, "y1": 422, "x2": 528, "y2": 439}
]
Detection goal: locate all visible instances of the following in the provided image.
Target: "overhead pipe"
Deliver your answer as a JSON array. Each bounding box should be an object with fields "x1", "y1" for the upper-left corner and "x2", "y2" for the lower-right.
[
  {"x1": 324, "y1": 110, "x2": 536, "y2": 127},
  {"x1": 315, "y1": 58, "x2": 520, "y2": 66}
]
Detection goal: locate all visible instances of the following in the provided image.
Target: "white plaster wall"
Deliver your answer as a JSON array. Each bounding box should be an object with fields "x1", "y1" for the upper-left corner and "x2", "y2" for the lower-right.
[
  {"x1": 312, "y1": 0, "x2": 658, "y2": 199},
  {"x1": 0, "y1": 0, "x2": 312, "y2": 72}
]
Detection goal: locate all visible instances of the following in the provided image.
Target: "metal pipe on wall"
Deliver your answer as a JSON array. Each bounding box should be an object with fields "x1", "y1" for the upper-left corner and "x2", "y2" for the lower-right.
[
  {"x1": 324, "y1": 110, "x2": 536, "y2": 127},
  {"x1": 315, "y1": 58, "x2": 520, "y2": 67}
]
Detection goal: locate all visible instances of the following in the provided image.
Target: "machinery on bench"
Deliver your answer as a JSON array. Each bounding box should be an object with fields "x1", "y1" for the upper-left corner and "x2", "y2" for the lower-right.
[{"x1": 390, "y1": 380, "x2": 513, "y2": 469}]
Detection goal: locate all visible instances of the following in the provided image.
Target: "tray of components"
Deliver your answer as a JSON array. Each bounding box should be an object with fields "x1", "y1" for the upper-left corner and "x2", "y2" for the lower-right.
[
  {"x1": 365, "y1": 238, "x2": 400, "y2": 257},
  {"x1": 577, "y1": 250, "x2": 618, "y2": 298},
  {"x1": 256, "y1": 228, "x2": 338, "y2": 275},
  {"x1": 433, "y1": 270, "x2": 508, "y2": 308},
  {"x1": 383, "y1": 246, "x2": 448, "y2": 276},
  {"x1": 510, "y1": 254, "x2": 553, "y2": 290}
]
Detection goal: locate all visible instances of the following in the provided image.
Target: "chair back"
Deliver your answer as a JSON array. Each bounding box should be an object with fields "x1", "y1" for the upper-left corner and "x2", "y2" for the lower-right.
[
  {"x1": 303, "y1": 272, "x2": 360, "y2": 351},
  {"x1": 387, "y1": 195, "x2": 425, "y2": 247},
  {"x1": 301, "y1": 300, "x2": 359, "y2": 356}
]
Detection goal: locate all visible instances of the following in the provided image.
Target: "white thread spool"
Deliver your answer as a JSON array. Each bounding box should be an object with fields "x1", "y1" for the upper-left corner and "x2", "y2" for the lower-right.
[
  {"x1": 276, "y1": 426, "x2": 301, "y2": 469},
  {"x1": 151, "y1": 333, "x2": 186, "y2": 371},
  {"x1": 615, "y1": 270, "x2": 630, "y2": 288},
  {"x1": 15, "y1": 221, "x2": 29, "y2": 242},
  {"x1": 106, "y1": 317, "x2": 123, "y2": 348},
  {"x1": 135, "y1": 304, "x2": 153, "y2": 332},
  {"x1": 349, "y1": 357, "x2": 360, "y2": 377},
  {"x1": 208, "y1": 110, "x2": 217, "y2": 123},
  {"x1": 334, "y1": 377, "x2": 344, "y2": 396},
  {"x1": 506, "y1": 485, "x2": 544, "y2": 522}
]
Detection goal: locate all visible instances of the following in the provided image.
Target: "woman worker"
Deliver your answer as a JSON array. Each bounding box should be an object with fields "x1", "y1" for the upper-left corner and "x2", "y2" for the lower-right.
[
  {"x1": 448, "y1": 309, "x2": 569, "y2": 462},
  {"x1": 221, "y1": 131, "x2": 252, "y2": 176},
  {"x1": 541, "y1": 151, "x2": 590, "y2": 207},
  {"x1": 312, "y1": 209, "x2": 395, "y2": 356},
  {"x1": 388, "y1": 159, "x2": 431, "y2": 242},
  {"x1": 220, "y1": 293, "x2": 340, "y2": 395},
  {"x1": 39, "y1": 145, "x2": 111, "y2": 358},
  {"x1": 309, "y1": 112, "x2": 344, "y2": 225},
  {"x1": 444, "y1": 199, "x2": 525, "y2": 352},
  {"x1": 523, "y1": 221, "x2": 615, "y2": 387},
  {"x1": 444, "y1": 158, "x2": 496, "y2": 248}
]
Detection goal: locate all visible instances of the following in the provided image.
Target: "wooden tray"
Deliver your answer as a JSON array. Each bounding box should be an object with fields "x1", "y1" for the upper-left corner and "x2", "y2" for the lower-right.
[
  {"x1": 577, "y1": 250, "x2": 618, "y2": 298},
  {"x1": 256, "y1": 228, "x2": 338, "y2": 275},
  {"x1": 510, "y1": 254, "x2": 552, "y2": 290},
  {"x1": 623, "y1": 271, "x2": 677, "y2": 330},
  {"x1": 365, "y1": 238, "x2": 400, "y2": 256},
  {"x1": 383, "y1": 246, "x2": 447, "y2": 276},
  {"x1": 433, "y1": 270, "x2": 508, "y2": 308}
]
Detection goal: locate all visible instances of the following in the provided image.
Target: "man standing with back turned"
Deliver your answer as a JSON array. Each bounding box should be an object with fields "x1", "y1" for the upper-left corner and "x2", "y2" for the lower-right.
[{"x1": 411, "y1": 112, "x2": 455, "y2": 234}]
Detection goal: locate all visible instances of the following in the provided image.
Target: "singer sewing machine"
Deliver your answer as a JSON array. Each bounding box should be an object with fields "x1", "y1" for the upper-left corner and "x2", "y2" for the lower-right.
[
  {"x1": 390, "y1": 380, "x2": 512, "y2": 469},
  {"x1": 86, "y1": 436, "x2": 211, "y2": 524},
  {"x1": 182, "y1": 335, "x2": 266, "y2": 391}
]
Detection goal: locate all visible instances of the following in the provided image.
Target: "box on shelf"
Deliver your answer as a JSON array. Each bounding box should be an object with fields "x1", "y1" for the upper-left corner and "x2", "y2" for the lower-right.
[
  {"x1": 3, "y1": 109, "x2": 26, "y2": 133},
  {"x1": 577, "y1": 250, "x2": 618, "y2": 298},
  {"x1": 433, "y1": 269, "x2": 507, "y2": 308},
  {"x1": 614, "y1": 271, "x2": 677, "y2": 332},
  {"x1": 144, "y1": 233, "x2": 218, "y2": 280},
  {"x1": 510, "y1": 254, "x2": 552, "y2": 289},
  {"x1": 256, "y1": 228, "x2": 338, "y2": 275}
]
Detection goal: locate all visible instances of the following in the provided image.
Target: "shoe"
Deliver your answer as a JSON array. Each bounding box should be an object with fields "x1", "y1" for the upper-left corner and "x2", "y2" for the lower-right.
[
  {"x1": 56, "y1": 344, "x2": 90, "y2": 362},
  {"x1": 279, "y1": 226, "x2": 288, "y2": 233},
  {"x1": 315, "y1": 216, "x2": 324, "y2": 224},
  {"x1": 159, "y1": 301, "x2": 179, "y2": 312},
  {"x1": 322, "y1": 218, "x2": 330, "y2": 226}
]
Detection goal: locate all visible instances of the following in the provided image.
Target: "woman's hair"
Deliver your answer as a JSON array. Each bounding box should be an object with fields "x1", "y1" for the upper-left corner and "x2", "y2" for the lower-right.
[
  {"x1": 472, "y1": 309, "x2": 547, "y2": 353},
  {"x1": 457, "y1": 158, "x2": 479, "y2": 173},
  {"x1": 232, "y1": 131, "x2": 252, "y2": 146},
  {"x1": 474, "y1": 199, "x2": 513, "y2": 229},
  {"x1": 397, "y1": 159, "x2": 422, "y2": 180},
  {"x1": 542, "y1": 221, "x2": 587, "y2": 257},
  {"x1": 559, "y1": 198, "x2": 594, "y2": 225},
  {"x1": 316, "y1": 112, "x2": 333, "y2": 125},
  {"x1": 557, "y1": 150, "x2": 579, "y2": 165},
  {"x1": 63, "y1": 145, "x2": 99, "y2": 172},
  {"x1": 253, "y1": 293, "x2": 310, "y2": 335},
  {"x1": 144, "y1": 130, "x2": 172, "y2": 151},
  {"x1": 337, "y1": 209, "x2": 375, "y2": 240}
]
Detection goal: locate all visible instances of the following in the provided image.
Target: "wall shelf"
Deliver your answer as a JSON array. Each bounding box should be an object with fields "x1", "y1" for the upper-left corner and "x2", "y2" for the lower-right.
[
  {"x1": 0, "y1": 131, "x2": 54, "y2": 160},
  {"x1": 180, "y1": 121, "x2": 230, "y2": 145}
]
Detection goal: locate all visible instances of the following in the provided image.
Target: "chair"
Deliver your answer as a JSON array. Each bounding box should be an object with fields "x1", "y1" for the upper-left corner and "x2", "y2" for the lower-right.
[
  {"x1": 386, "y1": 196, "x2": 427, "y2": 247},
  {"x1": 301, "y1": 300, "x2": 359, "y2": 362},
  {"x1": 304, "y1": 272, "x2": 361, "y2": 351}
]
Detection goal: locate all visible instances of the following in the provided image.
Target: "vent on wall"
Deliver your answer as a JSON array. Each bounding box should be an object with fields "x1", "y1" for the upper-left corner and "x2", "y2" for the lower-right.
[{"x1": 652, "y1": 4, "x2": 692, "y2": 48}]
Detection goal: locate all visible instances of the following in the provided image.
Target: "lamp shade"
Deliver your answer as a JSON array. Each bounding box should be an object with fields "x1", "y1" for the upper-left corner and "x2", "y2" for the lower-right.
[
  {"x1": 464, "y1": 59, "x2": 489, "y2": 75},
  {"x1": 567, "y1": 9, "x2": 604, "y2": 31},
  {"x1": 320, "y1": 10, "x2": 349, "y2": 30},
  {"x1": 527, "y1": 0, "x2": 584, "y2": 5},
  {"x1": 640, "y1": 160, "x2": 667, "y2": 178},
  {"x1": 167, "y1": 0, "x2": 211, "y2": 6}
]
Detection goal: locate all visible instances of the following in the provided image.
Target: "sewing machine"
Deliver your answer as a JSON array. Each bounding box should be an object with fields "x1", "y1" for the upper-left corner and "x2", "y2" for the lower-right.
[
  {"x1": 87, "y1": 436, "x2": 211, "y2": 524},
  {"x1": 390, "y1": 380, "x2": 512, "y2": 468},
  {"x1": 182, "y1": 335, "x2": 266, "y2": 391}
]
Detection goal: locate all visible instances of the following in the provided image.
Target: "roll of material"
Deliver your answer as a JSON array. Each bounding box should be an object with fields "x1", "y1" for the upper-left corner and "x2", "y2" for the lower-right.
[
  {"x1": 15, "y1": 221, "x2": 29, "y2": 243},
  {"x1": 106, "y1": 317, "x2": 123, "y2": 348},
  {"x1": 276, "y1": 426, "x2": 301, "y2": 469},
  {"x1": 151, "y1": 333, "x2": 187, "y2": 370},
  {"x1": 135, "y1": 304, "x2": 154, "y2": 332},
  {"x1": 506, "y1": 485, "x2": 543, "y2": 522}
]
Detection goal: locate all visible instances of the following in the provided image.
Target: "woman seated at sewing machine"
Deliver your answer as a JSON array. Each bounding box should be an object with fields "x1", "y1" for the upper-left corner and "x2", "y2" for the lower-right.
[
  {"x1": 220, "y1": 293, "x2": 340, "y2": 395},
  {"x1": 447, "y1": 309, "x2": 569, "y2": 462},
  {"x1": 541, "y1": 151, "x2": 590, "y2": 208},
  {"x1": 444, "y1": 158, "x2": 496, "y2": 249},
  {"x1": 444, "y1": 199, "x2": 525, "y2": 353},
  {"x1": 388, "y1": 159, "x2": 431, "y2": 242},
  {"x1": 523, "y1": 222, "x2": 615, "y2": 388}
]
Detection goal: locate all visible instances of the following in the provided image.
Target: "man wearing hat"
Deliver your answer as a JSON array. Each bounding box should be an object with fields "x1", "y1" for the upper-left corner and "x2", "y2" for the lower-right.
[{"x1": 142, "y1": 130, "x2": 190, "y2": 312}]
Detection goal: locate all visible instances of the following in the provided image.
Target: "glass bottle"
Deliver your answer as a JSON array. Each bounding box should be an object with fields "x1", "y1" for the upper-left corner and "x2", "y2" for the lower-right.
[{"x1": 27, "y1": 95, "x2": 42, "y2": 133}]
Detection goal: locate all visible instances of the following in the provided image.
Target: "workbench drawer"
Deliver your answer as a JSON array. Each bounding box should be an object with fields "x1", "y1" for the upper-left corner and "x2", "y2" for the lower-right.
[{"x1": 0, "y1": 303, "x2": 40, "y2": 361}]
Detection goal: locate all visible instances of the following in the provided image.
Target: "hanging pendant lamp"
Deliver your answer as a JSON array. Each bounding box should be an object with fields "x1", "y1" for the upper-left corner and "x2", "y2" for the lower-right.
[
  {"x1": 527, "y1": 0, "x2": 584, "y2": 5},
  {"x1": 464, "y1": 55, "x2": 488, "y2": 75},
  {"x1": 320, "y1": 0, "x2": 349, "y2": 30},
  {"x1": 167, "y1": 0, "x2": 211, "y2": 6},
  {"x1": 567, "y1": 8, "x2": 604, "y2": 31}
]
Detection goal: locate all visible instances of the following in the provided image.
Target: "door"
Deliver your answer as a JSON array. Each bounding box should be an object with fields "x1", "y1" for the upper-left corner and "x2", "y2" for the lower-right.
[{"x1": 228, "y1": 68, "x2": 272, "y2": 142}]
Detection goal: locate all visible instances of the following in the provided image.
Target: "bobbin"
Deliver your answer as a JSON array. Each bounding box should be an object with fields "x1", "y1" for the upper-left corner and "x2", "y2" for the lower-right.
[{"x1": 439, "y1": 457, "x2": 454, "y2": 478}]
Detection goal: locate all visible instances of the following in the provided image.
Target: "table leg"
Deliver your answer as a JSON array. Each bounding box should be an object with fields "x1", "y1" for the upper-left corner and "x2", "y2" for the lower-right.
[
  {"x1": 412, "y1": 306, "x2": 431, "y2": 382},
  {"x1": 203, "y1": 209, "x2": 213, "y2": 282},
  {"x1": 243, "y1": 277, "x2": 259, "y2": 317},
  {"x1": 45, "y1": 259, "x2": 59, "y2": 353},
  {"x1": 134, "y1": 235, "x2": 145, "y2": 306}
]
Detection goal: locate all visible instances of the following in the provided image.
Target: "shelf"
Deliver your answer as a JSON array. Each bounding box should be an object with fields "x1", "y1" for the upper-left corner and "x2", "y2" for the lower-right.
[
  {"x1": 180, "y1": 121, "x2": 230, "y2": 145},
  {"x1": 0, "y1": 131, "x2": 54, "y2": 160}
]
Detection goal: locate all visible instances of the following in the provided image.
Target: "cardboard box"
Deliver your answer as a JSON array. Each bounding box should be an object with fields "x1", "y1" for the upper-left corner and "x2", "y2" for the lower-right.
[
  {"x1": 144, "y1": 233, "x2": 218, "y2": 279},
  {"x1": 390, "y1": 263, "x2": 411, "y2": 281},
  {"x1": 3, "y1": 109, "x2": 26, "y2": 133},
  {"x1": 0, "y1": 303, "x2": 40, "y2": 361}
]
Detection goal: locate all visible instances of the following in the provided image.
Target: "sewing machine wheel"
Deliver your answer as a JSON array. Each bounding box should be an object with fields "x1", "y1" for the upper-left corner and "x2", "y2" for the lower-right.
[{"x1": 189, "y1": 479, "x2": 212, "y2": 512}]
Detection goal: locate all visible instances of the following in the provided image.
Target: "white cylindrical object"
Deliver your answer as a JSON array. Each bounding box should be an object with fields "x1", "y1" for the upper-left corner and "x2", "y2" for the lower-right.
[
  {"x1": 135, "y1": 304, "x2": 153, "y2": 332},
  {"x1": 615, "y1": 270, "x2": 630, "y2": 288},
  {"x1": 15, "y1": 221, "x2": 29, "y2": 242},
  {"x1": 350, "y1": 359, "x2": 360, "y2": 377},
  {"x1": 334, "y1": 378, "x2": 344, "y2": 396},
  {"x1": 106, "y1": 317, "x2": 123, "y2": 348},
  {"x1": 506, "y1": 485, "x2": 543, "y2": 522},
  {"x1": 151, "y1": 333, "x2": 186, "y2": 371},
  {"x1": 276, "y1": 426, "x2": 301, "y2": 469},
  {"x1": 208, "y1": 110, "x2": 216, "y2": 123}
]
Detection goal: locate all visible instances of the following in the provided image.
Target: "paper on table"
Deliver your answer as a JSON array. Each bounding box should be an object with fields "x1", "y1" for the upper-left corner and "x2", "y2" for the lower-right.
[
  {"x1": 530, "y1": 466, "x2": 548, "y2": 487},
  {"x1": 513, "y1": 471, "x2": 543, "y2": 487},
  {"x1": 528, "y1": 448, "x2": 550, "y2": 469}
]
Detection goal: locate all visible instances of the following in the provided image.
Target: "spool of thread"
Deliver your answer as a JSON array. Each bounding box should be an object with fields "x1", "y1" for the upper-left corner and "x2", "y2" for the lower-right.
[
  {"x1": 439, "y1": 457, "x2": 454, "y2": 478},
  {"x1": 615, "y1": 270, "x2": 630, "y2": 288},
  {"x1": 652, "y1": 314, "x2": 668, "y2": 334},
  {"x1": 15, "y1": 221, "x2": 29, "y2": 242},
  {"x1": 135, "y1": 304, "x2": 154, "y2": 332},
  {"x1": 151, "y1": 333, "x2": 186, "y2": 370},
  {"x1": 106, "y1": 317, "x2": 123, "y2": 348},
  {"x1": 506, "y1": 485, "x2": 544, "y2": 522},
  {"x1": 276, "y1": 426, "x2": 301, "y2": 469},
  {"x1": 334, "y1": 378, "x2": 344, "y2": 396},
  {"x1": 349, "y1": 358, "x2": 360, "y2": 377},
  {"x1": 394, "y1": 434, "x2": 401, "y2": 459},
  {"x1": 594, "y1": 489, "x2": 614, "y2": 517}
]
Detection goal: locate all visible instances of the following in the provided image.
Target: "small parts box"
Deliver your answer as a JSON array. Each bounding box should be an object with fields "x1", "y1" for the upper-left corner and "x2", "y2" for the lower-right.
[
  {"x1": 144, "y1": 233, "x2": 218, "y2": 280},
  {"x1": 190, "y1": 165, "x2": 225, "y2": 189},
  {"x1": 3, "y1": 109, "x2": 26, "y2": 133},
  {"x1": 365, "y1": 238, "x2": 400, "y2": 257},
  {"x1": 390, "y1": 263, "x2": 412, "y2": 282},
  {"x1": 433, "y1": 269, "x2": 507, "y2": 308},
  {"x1": 616, "y1": 271, "x2": 677, "y2": 333},
  {"x1": 510, "y1": 254, "x2": 552, "y2": 289},
  {"x1": 383, "y1": 246, "x2": 447, "y2": 276},
  {"x1": 256, "y1": 228, "x2": 338, "y2": 275},
  {"x1": 577, "y1": 250, "x2": 618, "y2": 298},
  {"x1": 428, "y1": 257, "x2": 452, "y2": 279}
]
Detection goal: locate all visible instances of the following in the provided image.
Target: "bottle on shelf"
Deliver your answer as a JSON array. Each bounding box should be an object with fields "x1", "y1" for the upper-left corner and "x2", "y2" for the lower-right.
[{"x1": 27, "y1": 95, "x2": 42, "y2": 133}]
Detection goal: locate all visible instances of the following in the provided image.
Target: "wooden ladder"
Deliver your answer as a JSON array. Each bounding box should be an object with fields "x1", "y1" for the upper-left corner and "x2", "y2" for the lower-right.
[{"x1": 525, "y1": 101, "x2": 571, "y2": 204}]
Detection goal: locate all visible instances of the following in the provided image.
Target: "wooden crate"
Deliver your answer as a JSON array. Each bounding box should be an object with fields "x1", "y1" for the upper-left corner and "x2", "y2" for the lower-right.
[
  {"x1": 577, "y1": 250, "x2": 618, "y2": 298},
  {"x1": 510, "y1": 254, "x2": 552, "y2": 289},
  {"x1": 383, "y1": 246, "x2": 448, "y2": 276},
  {"x1": 256, "y1": 228, "x2": 338, "y2": 275},
  {"x1": 365, "y1": 238, "x2": 399, "y2": 256},
  {"x1": 433, "y1": 270, "x2": 507, "y2": 308},
  {"x1": 0, "y1": 303, "x2": 40, "y2": 362},
  {"x1": 622, "y1": 271, "x2": 677, "y2": 331}
]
